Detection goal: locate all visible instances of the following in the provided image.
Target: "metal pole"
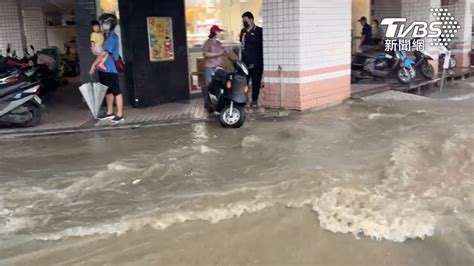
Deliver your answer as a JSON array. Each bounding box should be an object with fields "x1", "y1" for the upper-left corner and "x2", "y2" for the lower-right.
[
  {"x1": 440, "y1": 69, "x2": 446, "y2": 93},
  {"x1": 440, "y1": 51, "x2": 451, "y2": 93},
  {"x1": 278, "y1": 65, "x2": 283, "y2": 109}
]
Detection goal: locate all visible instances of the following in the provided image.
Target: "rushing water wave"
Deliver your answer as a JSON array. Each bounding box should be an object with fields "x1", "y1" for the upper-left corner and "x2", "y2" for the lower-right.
[{"x1": 1, "y1": 81, "x2": 473, "y2": 264}]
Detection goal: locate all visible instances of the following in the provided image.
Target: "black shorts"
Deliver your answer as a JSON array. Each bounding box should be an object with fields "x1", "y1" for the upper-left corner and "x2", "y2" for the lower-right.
[{"x1": 98, "y1": 71, "x2": 121, "y2": 96}]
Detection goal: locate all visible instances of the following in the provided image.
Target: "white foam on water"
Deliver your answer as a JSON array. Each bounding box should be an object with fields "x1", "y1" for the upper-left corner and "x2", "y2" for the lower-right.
[
  {"x1": 448, "y1": 92, "x2": 474, "y2": 101},
  {"x1": 1, "y1": 217, "x2": 38, "y2": 234},
  {"x1": 368, "y1": 110, "x2": 429, "y2": 120},
  {"x1": 34, "y1": 200, "x2": 272, "y2": 241},
  {"x1": 368, "y1": 113, "x2": 403, "y2": 120},
  {"x1": 199, "y1": 145, "x2": 219, "y2": 154},
  {"x1": 311, "y1": 187, "x2": 435, "y2": 242},
  {"x1": 308, "y1": 126, "x2": 474, "y2": 242}
]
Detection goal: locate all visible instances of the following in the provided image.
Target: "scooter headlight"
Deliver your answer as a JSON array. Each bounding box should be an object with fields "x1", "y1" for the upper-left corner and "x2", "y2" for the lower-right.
[
  {"x1": 236, "y1": 61, "x2": 249, "y2": 76},
  {"x1": 24, "y1": 85, "x2": 40, "y2": 94}
]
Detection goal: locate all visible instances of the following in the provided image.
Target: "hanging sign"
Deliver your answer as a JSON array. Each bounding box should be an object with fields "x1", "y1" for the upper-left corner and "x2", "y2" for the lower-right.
[{"x1": 147, "y1": 17, "x2": 174, "y2": 62}]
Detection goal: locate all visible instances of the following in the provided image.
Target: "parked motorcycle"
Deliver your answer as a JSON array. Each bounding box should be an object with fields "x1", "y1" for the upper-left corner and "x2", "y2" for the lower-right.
[
  {"x1": 61, "y1": 43, "x2": 80, "y2": 77},
  {"x1": 413, "y1": 50, "x2": 435, "y2": 79},
  {"x1": 204, "y1": 60, "x2": 249, "y2": 128},
  {"x1": 438, "y1": 45, "x2": 457, "y2": 70},
  {"x1": 352, "y1": 50, "x2": 416, "y2": 84},
  {"x1": 0, "y1": 72, "x2": 42, "y2": 127},
  {"x1": 1, "y1": 45, "x2": 60, "y2": 101}
]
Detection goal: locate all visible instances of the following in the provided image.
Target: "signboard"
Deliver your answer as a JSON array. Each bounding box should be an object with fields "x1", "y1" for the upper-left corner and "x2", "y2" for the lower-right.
[{"x1": 147, "y1": 17, "x2": 174, "y2": 62}]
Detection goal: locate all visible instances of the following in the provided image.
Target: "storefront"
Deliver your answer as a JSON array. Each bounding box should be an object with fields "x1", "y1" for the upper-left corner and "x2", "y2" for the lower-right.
[
  {"x1": 185, "y1": 0, "x2": 263, "y2": 93},
  {"x1": 80, "y1": 0, "x2": 262, "y2": 107},
  {"x1": 74, "y1": 0, "x2": 472, "y2": 111}
]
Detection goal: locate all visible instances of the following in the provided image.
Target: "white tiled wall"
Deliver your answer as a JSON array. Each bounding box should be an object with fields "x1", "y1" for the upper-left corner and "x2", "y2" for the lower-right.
[
  {"x1": 0, "y1": 0, "x2": 24, "y2": 57},
  {"x1": 443, "y1": 0, "x2": 472, "y2": 44},
  {"x1": 263, "y1": 0, "x2": 351, "y2": 74},
  {"x1": 373, "y1": 0, "x2": 402, "y2": 20},
  {"x1": 401, "y1": 0, "x2": 440, "y2": 24},
  {"x1": 0, "y1": 0, "x2": 48, "y2": 57},
  {"x1": 402, "y1": 0, "x2": 441, "y2": 52},
  {"x1": 263, "y1": 0, "x2": 300, "y2": 72},
  {"x1": 298, "y1": 0, "x2": 352, "y2": 70},
  {"x1": 22, "y1": 7, "x2": 48, "y2": 50}
]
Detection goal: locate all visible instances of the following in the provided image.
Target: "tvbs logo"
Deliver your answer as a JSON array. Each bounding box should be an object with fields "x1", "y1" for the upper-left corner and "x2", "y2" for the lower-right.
[
  {"x1": 381, "y1": 8, "x2": 460, "y2": 46},
  {"x1": 381, "y1": 18, "x2": 442, "y2": 38}
]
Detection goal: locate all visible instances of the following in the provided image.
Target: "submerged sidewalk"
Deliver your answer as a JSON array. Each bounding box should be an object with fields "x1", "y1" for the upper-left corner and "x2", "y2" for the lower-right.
[
  {"x1": 0, "y1": 98, "x2": 293, "y2": 139},
  {"x1": 0, "y1": 99, "x2": 207, "y2": 138},
  {"x1": 1, "y1": 78, "x2": 451, "y2": 139}
]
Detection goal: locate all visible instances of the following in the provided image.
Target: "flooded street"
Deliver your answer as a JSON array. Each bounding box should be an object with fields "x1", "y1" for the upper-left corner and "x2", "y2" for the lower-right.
[{"x1": 1, "y1": 79, "x2": 473, "y2": 265}]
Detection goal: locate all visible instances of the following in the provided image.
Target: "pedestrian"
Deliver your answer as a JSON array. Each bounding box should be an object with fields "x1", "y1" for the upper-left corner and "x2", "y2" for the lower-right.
[
  {"x1": 240, "y1": 11, "x2": 263, "y2": 108},
  {"x1": 372, "y1": 19, "x2": 383, "y2": 47},
  {"x1": 89, "y1": 13, "x2": 124, "y2": 123},
  {"x1": 358, "y1": 16, "x2": 373, "y2": 53},
  {"x1": 203, "y1": 25, "x2": 227, "y2": 85},
  {"x1": 90, "y1": 20, "x2": 107, "y2": 72}
]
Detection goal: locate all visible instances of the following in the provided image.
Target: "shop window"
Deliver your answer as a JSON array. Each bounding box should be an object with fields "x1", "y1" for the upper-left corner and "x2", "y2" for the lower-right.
[
  {"x1": 185, "y1": 0, "x2": 263, "y2": 93},
  {"x1": 185, "y1": 0, "x2": 263, "y2": 48}
]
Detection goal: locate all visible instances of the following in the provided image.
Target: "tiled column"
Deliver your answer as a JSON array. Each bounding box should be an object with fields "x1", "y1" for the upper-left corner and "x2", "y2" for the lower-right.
[
  {"x1": 401, "y1": 0, "x2": 441, "y2": 73},
  {"x1": 373, "y1": 0, "x2": 402, "y2": 21},
  {"x1": 442, "y1": 0, "x2": 472, "y2": 70},
  {"x1": 262, "y1": 0, "x2": 351, "y2": 111},
  {"x1": 21, "y1": 0, "x2": 48, "y2": 50},
  {"x1": 0, "y1": 0, "x2": 25, "y2": 57}
]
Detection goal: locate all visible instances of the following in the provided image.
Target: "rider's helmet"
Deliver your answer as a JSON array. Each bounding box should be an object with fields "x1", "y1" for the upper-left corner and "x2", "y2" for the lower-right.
[{"x1": 99, "y1": 13, "x2": 118, "y2": 31}]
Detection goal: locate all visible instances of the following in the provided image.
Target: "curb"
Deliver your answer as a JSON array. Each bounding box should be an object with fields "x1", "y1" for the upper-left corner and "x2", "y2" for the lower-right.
[{"x1": 0, "y1": 110, "x2": 295, "y2": 139}]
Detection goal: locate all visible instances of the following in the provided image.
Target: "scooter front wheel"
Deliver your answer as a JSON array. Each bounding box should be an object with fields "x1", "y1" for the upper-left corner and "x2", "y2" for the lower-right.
[
  {"x1": 449, "y1": 56, "x2": 457, "y2": 69},
  {"x1": 219, "y1": 104, "x2": 246, "y2": 128},
  {"x1": 420, "y1": 62, "x2": 435, "y2": 79},
  {"x1": 21, "y1": 102, "x2": 42, "y2": 127},
  {"x1": 397, "y1": 67, "x2": 413, "y2": 85}
]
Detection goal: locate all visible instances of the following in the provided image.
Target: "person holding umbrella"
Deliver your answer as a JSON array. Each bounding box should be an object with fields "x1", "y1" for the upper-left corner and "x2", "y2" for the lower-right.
[{"x1": 89, "y1": 13, "x2": 124, "y2": 123}]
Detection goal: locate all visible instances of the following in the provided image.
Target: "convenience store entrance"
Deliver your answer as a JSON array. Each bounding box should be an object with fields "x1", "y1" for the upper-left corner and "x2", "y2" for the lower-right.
[{"x1": 185, "y1": 0, "x2": 263, "y2": 95}]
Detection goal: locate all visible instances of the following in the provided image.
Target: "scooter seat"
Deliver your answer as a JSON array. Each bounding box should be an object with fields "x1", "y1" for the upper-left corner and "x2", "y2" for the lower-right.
[
  {"x1": 353, "y1": 52, "x2": 380, "y2": 59},
  {"x1": 0, "y1": 69, "x2": 19, "y2": 80},
  {"x1": 0, "y1": 81, "x2": 28, "y2": 98},
  {"x1": 213, "y1": 67, "x2": 228, "y2": 82}
]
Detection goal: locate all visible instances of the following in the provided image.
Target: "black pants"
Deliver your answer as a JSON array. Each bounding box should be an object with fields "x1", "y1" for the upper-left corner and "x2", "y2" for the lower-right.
[
  {"x1": 98, "y1": 71, "x2": 121, "y2": 96},
  {"x1": 249, "y1": 65, "x2": 263, "y2": 102}
]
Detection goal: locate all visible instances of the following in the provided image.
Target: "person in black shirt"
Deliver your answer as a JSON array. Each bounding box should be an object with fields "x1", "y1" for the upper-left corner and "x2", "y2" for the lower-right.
[
  {"x1": 358, "y1": 16, "x2": 373, "y2": 53},
  {"x1": 240, "y1": 11, "x2": 263, "y2": 108}
]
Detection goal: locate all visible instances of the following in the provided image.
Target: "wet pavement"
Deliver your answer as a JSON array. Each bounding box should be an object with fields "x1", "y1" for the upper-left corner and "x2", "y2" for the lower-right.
[
  {"x1": 1, "y1": 79, "x2": 417, "y2": 139},
  {"x1": 0, "y1": 78, "x2": 473, "y2": 265}
]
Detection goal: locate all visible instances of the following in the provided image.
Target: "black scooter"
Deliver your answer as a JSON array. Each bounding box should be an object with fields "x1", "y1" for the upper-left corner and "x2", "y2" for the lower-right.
[
  {"x1": 413, "y1": 50, "x2": 435, "y2": 79},
  {"x1": 1, "y1": 45, "x2": 59, "y2": 102},
  {"x1": 204, "y1": 60, "x2": 249, "y2": 128}
]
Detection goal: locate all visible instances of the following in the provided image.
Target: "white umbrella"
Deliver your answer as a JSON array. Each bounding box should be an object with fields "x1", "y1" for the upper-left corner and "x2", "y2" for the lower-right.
[{"x1": 79, "y1": 81, "x2": 108, "y2": 119}]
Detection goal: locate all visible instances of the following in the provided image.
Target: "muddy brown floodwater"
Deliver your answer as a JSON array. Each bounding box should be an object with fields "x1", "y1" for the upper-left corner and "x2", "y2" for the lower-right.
[{"x1": 1, "y1": 79, "x2": 473, "y2": 265}]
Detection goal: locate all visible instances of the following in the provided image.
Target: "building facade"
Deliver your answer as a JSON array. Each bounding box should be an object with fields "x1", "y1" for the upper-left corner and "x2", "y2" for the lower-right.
[{"x1": 1, "y1": 0, "x2": 473, "y2": 110}]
